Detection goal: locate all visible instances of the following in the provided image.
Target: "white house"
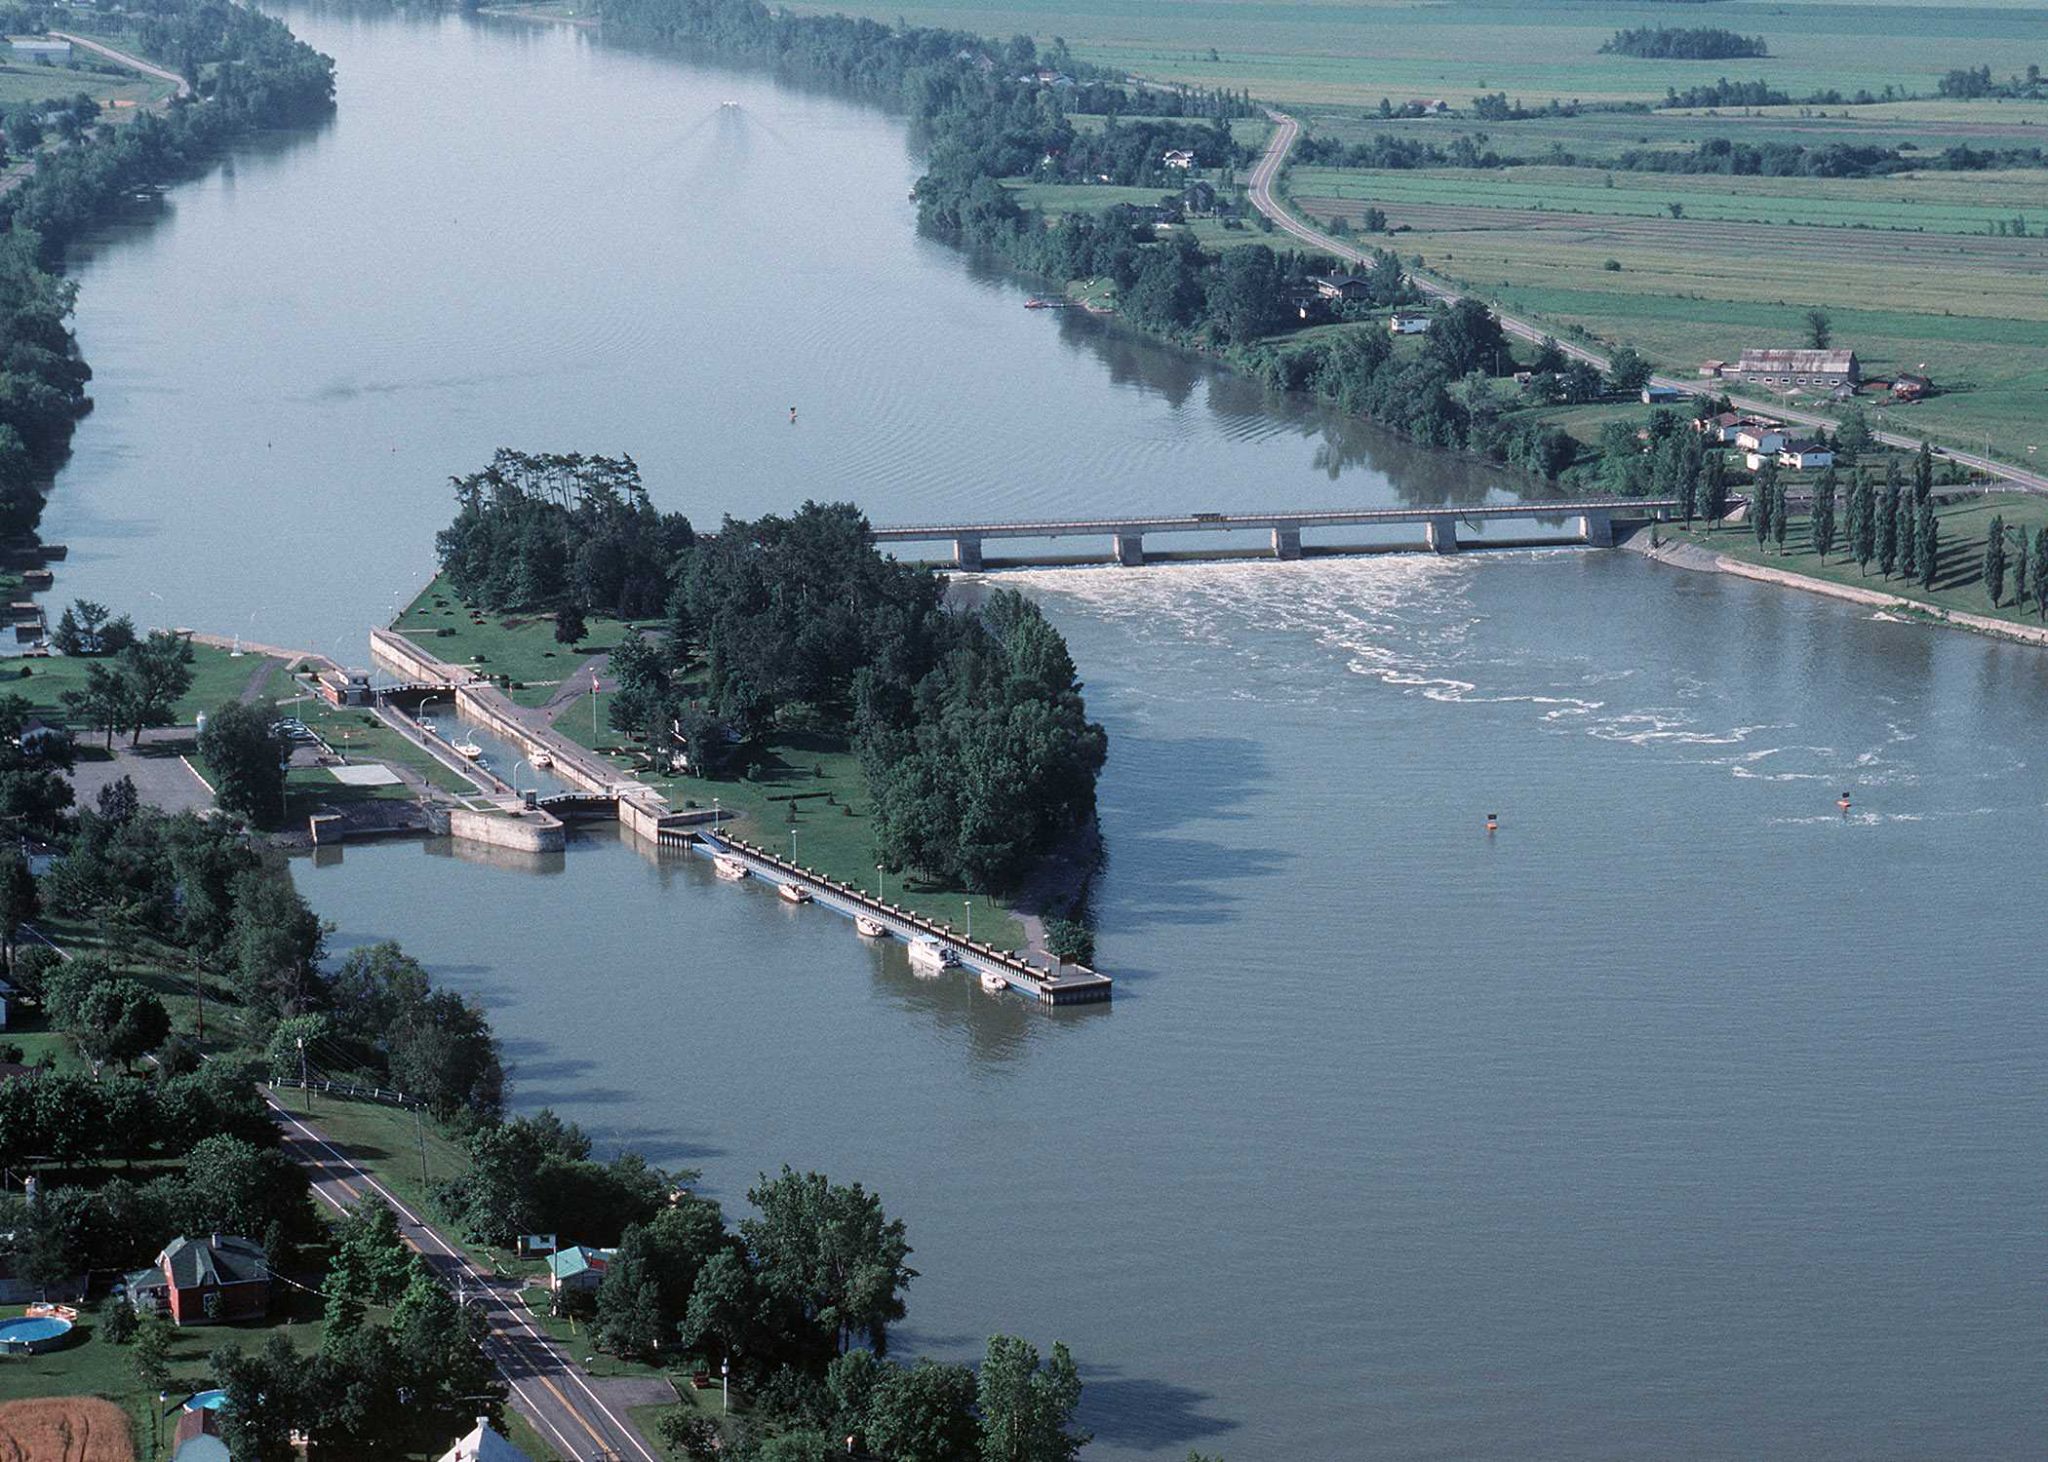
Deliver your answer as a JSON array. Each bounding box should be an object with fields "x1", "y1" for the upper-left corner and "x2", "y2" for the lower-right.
[
  {"x1": 1778, "y1": 441, "x2": 1835, "y2": 471},
  {"x1": 1161, "y1": 149, "x2": 1194, "y2": 170},
  {"x1": 1389, "y1": 313, "x2": 1432, "y2": 336},
  {"x1": 1735, "y1": 425, "x2": 1787, "y2": 455}
]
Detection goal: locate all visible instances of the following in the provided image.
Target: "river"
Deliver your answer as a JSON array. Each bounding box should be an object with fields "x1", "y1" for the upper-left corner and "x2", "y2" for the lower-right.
[{"x1": 47, "y1": 8, "x2": 2048, "y2": 1459}]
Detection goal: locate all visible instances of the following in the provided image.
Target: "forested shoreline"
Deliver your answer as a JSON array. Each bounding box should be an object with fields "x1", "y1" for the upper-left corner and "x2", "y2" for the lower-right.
[{"x1": 0, "y1": 0, "x2": 333, "y2": 575}]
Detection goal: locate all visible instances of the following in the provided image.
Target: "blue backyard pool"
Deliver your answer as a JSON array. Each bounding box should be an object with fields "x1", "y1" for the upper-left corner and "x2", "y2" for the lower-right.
[{"x1": 0, "y1": 1315, "x2": 73, "y2": 1354}]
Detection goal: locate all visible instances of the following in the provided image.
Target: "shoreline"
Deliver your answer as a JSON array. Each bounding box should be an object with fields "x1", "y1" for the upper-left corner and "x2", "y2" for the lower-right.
[{"x1": 1626, "y1": 531, "x2": 2048, "y2": 649}]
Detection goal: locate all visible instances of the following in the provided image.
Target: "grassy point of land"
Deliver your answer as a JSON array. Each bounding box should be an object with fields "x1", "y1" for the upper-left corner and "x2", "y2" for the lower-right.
[
  {"x1": 1, "y1": 643, "x2": 287, "y2": 727},
  {"x1": 393, "y1": 576, "x2": 654, "y2": 708}
]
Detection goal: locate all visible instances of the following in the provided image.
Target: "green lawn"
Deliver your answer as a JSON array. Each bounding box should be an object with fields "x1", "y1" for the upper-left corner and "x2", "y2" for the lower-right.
[
  {"x1": 392, "y1": 577, "x2": 658, "y2": 708},
  {"x1": 1675, "y1": 490, "x2": 2048, "y2": 629},
  {"x1": 552, "y1": 698, "x2": 1027, "y2": 949},
  {"x1": 0, "y1": 60, "x2": 168, "y2": 107},
  {"x1": 0, "y1": 644, "x2": 286, "y2": 727}
]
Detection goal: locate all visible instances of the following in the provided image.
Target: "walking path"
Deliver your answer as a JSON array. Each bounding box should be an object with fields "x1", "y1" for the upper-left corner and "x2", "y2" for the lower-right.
[
  {"x1": 48, "y1": 30, "x2": 193, "y2": 99},
  {"x1": 1245, "y1": 110, "x2": 2048, "y2": 495},
  {"x1": 269, "y1": 1095, "x2": 665, "y2": 1462}
]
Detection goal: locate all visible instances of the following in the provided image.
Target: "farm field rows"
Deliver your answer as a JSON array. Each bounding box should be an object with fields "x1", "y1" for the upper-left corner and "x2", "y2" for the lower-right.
[{"x1": 784, "y1": 0, "x2": 2048, "y2": 107}]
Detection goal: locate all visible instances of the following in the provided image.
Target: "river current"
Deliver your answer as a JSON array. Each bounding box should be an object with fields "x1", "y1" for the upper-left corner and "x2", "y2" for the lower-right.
[{"x1": 46, "y1": 9, "x2": 2048, "y2": 1458}]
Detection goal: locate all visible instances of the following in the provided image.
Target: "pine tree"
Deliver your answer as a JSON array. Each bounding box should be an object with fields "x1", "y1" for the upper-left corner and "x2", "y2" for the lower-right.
[
  {"x1": 1877, "y1": 482, "x2": 1899, "y2": 578},
  {"x1": 1919, "y1": 508, "x2": 1938, "y2": 590},
  {"x1": 1853, "y1": 481, "x2": 1876, "y2": 575},
  {"x1": 1983, "y1": 512, "x2": 2007, "y2": 606}
]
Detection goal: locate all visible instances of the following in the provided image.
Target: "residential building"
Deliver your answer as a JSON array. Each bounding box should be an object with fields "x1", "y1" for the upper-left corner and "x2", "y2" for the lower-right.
[
  {"x1": 1389, "y1": 312, "x2": 1432, "y2": 335},
  {"x1": 1725, "y1": 348, "x2": 1859, "y2": 391},
  {"x1": 132, "y1": 1235, "x2": 271, "y2": 1325},
  {"x1": 171, "y1": 1408, "x2": 230, "y2": 1462},
  {"x1": 548, "y1": 1245, "x2": 611, "y2": 1294},
  {"x1": 1639, "y1": 385, "x2": 1684, "y2": 404},
  {"x1": 10, "y1": 38, "x2": 72, "y2": 60},
  {"x1": 1778, "y1": 441, "x2": 1835, "y2": 470},
  {"x1": 1735, "y1": 424, "x2": 1788, "y2": 455},
  {"x1": 1891, "y1": 372, "x2": 1931, "y2": 401},
  {"x1": 1312, "y1": 274, "x2": 1373, "y2": 303},
  {"x1": 1160, "y1": 149, "x2": 1194, "y2": 170}
]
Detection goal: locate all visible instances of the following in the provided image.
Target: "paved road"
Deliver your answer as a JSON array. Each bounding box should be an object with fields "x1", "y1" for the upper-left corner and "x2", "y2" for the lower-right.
[
  {"x1": 268, "y1": 1095, "x2": 664, "y2": 1462},
  {"x1": 49, "y1": 30, "x2": 193, "y2": 98},
  {"x1": 1246, "y1": 110, "x2": 2048, "y2": 494}
]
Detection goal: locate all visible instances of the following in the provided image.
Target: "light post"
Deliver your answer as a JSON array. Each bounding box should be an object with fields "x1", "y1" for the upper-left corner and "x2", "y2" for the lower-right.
[
  {"x1": 721, "y1": 1356, "x2": 730, "y2": 1414},
  {"x1": 297, "y1": 1037, "x2": 309, "y2": 1111},
  {"x1": 152, "y1": 1391, "x2": 165, "y2": 1459},
  {"x1": 590, "y1": 674, "x2": 600, "y2": 742},
  {"x1": 964, "y1": 899, "x2": 972, "y2": 943},
  {"x1": 876, "y1": 863, "x2": 883, "y2": 900},
  {"x1": 790, "y1": 828, "x2": 798, "y2": 862}
]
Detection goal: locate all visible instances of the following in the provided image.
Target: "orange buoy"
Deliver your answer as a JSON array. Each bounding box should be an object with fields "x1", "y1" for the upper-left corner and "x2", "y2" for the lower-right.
[
  {"x1": 1485, "y1": 812, "x2": 1499, "y2": 832},
  {"x1": 1837, "y1": 791, "x2": 1852, "y2": 811}
]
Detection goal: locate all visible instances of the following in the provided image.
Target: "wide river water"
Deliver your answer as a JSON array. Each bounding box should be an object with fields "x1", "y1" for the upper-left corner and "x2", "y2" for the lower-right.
[{"x1": 47, "y1": 9, "x2": 2048, "y2": 1459}]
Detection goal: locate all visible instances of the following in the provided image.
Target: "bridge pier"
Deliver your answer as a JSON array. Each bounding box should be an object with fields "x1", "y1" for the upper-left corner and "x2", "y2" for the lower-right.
[
  {"x1": 1578, "y1": 510, "x2": 1614, "y2": 548},
  {"x1": 1271, "y1": 526, "x2": 1302, "y2": 561},
  {"x1": 1114, "y1": 531, "x2": 1145, "y2": 567},
  {"x1": 953, "y1": 535, "x2": 983, "y2": 571},
  {"x1": 1425, "y1": 515, "x2": 1459, "y2": 553}
]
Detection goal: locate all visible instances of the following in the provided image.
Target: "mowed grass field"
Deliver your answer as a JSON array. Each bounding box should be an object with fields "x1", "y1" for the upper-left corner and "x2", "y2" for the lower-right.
[{"x1": 782, "y1": 0, "x2": 2047, "y2": 107}]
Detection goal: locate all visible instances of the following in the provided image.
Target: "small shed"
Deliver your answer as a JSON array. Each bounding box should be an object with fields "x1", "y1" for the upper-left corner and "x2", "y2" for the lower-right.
[{"x1": 548, "y1": 1245, "x2": 611, "y2": 1294}]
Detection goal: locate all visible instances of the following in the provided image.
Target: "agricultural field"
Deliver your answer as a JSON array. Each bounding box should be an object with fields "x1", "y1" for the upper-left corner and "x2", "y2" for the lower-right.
[
  {"x1": 0, "y1": 1396, "x2": 132, "y2": 1462},
  {"x1": 1284, "y1": 161, "x2": 2048, "y2": 464},
  {"x1": 785, "y1": 0, "x2": 2045, "y2": 108}
]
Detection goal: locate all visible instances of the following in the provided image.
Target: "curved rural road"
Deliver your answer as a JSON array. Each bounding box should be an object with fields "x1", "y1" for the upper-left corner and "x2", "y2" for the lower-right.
[
  {"x1": 1247, "y1": 109, "x2": 2048, "y2": 493},
  {"x1": 48, "y1": 30, "x2": 193, "y2": 98}
]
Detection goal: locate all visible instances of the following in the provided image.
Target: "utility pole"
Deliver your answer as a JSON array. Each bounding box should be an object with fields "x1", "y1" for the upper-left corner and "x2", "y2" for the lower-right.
[
  {"x1": 297, "y1": 1037, "x2": 309, "y2": 1112},
  {"x1": 416, "y1": 1105, "x2": 429, "y2": 1191}
]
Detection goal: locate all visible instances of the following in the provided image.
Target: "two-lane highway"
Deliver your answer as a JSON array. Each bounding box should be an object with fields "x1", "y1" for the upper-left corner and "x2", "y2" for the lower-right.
[
  {"x1": 269, "y1": 1094, "x2": 662, "y2": 1462},
  {"x1": 1246, "y1": 109, "x2": 2048, "y2": 495}
]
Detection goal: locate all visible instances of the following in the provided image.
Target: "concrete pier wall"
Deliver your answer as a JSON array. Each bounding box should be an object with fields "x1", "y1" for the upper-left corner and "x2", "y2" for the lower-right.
[{"x1": 449, "y1": 807, "x2": 565, "y2": 854}]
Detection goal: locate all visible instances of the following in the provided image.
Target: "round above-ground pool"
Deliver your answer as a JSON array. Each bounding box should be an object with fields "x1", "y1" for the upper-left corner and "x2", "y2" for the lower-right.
[
  {"x1": 183, "y1": 1389, "x2": 228, "y2": 1412},
  {"x1": 0, "y1": 1314, "x2": 73, "y2": 1354}
]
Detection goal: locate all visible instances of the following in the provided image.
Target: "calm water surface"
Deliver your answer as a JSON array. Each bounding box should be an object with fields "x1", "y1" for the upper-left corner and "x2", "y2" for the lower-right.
[{"x1": 47, "y1": 9, "x2": 2048, "y2": 1458}]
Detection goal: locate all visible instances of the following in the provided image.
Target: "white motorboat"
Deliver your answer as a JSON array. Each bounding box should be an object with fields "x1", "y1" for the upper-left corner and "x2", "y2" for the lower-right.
[
  {"x1": 532, "y1": 751, "x2": 554, "y2": 769},
  {"x1": 454, "y1": 738, "x2": 484, "y2": 760},
  {"x1": 855, "y1": 915, "x2": 888, "y2": 939},
  {"x1": 907, "y1": 936, "x2": 957, "y2": 975},
  {"x1": 979, "y1": 971, "x2": 1008, "y2": 995},
  {"x1": 778, "y1": 881, "x2": 812, "y2": 905},
  {"x1": 713, "y1": 853, "x2": 750, "y2": 880}
]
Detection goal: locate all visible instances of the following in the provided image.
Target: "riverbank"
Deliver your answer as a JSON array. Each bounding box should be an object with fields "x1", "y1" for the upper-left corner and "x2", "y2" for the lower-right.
[{"x1": 1628, "y1": 524, "x2": 2048, "y2": 649}]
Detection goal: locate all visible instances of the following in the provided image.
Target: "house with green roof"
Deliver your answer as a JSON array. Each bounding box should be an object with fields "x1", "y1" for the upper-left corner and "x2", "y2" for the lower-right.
[{"x1": 546, "y1": 1245, "x2": 611, "y2": 1295}]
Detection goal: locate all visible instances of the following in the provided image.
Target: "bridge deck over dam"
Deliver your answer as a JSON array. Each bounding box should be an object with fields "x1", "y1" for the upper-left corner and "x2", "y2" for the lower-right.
[{"x1": 872, "y1": 498, "x2": 1680, "y2": 568}]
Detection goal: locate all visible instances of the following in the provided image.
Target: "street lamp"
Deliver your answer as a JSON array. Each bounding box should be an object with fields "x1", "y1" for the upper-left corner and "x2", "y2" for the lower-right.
[
  {"x1": 876, "y1": 863, "x2": 883, "y2": 900},
  {"x1": 964, "y1": 899, "x2": 973, "y2": 943},
  {"x1": 721, "y1": 1356, "x2": 730, "y2": 1414}
]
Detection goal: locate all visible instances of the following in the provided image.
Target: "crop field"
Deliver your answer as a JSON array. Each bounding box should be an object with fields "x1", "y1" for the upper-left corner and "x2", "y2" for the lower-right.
[
  {"x1": 1284, "y1": 160, "x2": 2048, "y2": 462},
  {"x1": 785, "y1": 0, "x2": 2046, "y2": 108},
  {"x1": 1003, "y1": 179, "x2": 1277, "y2": 251}
]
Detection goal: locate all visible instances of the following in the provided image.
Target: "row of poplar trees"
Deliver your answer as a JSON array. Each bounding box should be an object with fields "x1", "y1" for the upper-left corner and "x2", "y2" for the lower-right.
[{"x1": 1746, "y1": 442, "x2": 2048, "y2": 615}]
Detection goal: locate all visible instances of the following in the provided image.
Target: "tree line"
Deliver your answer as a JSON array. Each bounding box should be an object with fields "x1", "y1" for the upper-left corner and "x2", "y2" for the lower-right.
[{"x1": 1601, "y1": 26, "x2": 1768, "y2": 60}]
